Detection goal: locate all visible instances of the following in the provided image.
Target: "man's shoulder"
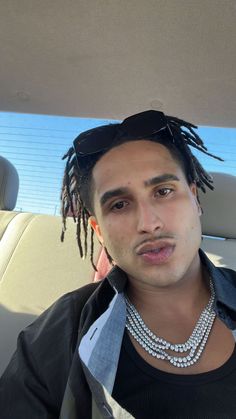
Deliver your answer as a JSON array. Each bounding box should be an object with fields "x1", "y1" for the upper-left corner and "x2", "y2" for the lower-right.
[
  {"x1": 55, "y1": 281, "x2": 102, "y2": 312},
  {"x1": 19, "y1": 282, "x2": 102, "y2": 351},
  {"x1": 214, "y1": 264, "x2": 236, "y2": 283},
  {"x1": 201, "y1": 250, "x2": 236, "y2": 285},
  {"x1": 8, "y1": 282, "x2": 104, "y2": 377},
  {"x1": 53, "y1": 277, "x2": 115, "y2": 317},
  {"x1": 218, "y1": 266, "x2": 236, "y2": 277},
  {"x1": 215, "y1": 265, "x2": 236, "y2": 290},
  {"x1": 32, "y1": 281, "x2": 103, "y2": 336}
]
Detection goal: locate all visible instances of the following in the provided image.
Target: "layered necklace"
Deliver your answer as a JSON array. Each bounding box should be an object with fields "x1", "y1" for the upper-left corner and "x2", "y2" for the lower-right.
[{"x1": 125, "y1": 280, "x2": 216, "y2": 368}]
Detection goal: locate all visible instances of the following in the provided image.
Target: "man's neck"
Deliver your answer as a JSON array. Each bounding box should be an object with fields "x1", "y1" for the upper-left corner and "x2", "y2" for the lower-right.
[{"x1": 126, "y1": 263, "x2": 210, "y2": 322}]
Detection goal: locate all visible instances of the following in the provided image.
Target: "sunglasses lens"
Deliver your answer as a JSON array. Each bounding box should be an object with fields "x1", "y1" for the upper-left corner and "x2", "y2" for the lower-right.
[
  {"x1": 74, "y1": 125, "x2": 118, "y2": 156},
  {"x1": 121, "y1": 110, "x2": 167, "y2": 138}
]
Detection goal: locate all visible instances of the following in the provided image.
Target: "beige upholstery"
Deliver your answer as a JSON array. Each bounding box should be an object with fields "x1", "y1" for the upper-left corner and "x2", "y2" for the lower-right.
[
  {"x1": 0, "y1": 213, "x2": 99, "y2": 313},
  {"x1": 0, "y1": 156, "x2": 102, "y2": 373},
  {"x1": 201, "y1": 237, "x2": 236, "y2": 270},
  {"x1": 199, "y1": 172, "x2": 236, "y2": 270},
  {"x1": 199, "y1": 172, "x2": 236, "y2": 240},
  {"x1": 0, "y1": 212, "x2": 100, "y2": 373},
  {"x1": 0, "y1": 171, "x2": 235, "y2": 375}
]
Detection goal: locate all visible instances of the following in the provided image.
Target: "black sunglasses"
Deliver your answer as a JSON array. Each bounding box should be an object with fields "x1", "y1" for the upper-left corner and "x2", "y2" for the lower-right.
[{"x1": 73, "y1": 110, "x2": 174, "y2": 168}]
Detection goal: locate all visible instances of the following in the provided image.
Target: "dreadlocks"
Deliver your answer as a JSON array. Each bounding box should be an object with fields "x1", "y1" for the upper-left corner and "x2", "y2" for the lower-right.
[
  {"x1": 60, "y1": 145, "x2": 97, "y2": 268},
  {"x1": 60, "y1": 115, "x2": 223, "y2": 270}
]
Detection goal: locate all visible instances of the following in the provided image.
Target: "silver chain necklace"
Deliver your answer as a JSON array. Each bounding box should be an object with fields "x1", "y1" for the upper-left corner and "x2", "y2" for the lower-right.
[{"x1": 125, "y1": 280, "x2": 216, "y2": 368}]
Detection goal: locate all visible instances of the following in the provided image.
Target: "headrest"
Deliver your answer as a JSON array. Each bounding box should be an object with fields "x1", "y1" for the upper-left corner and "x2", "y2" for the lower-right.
[
  {"x1": 199, "y1": 172, "x2": 236, "y2": 239},
  {"x1": 0, "y1": 156, "x2": 19, "y2": 210}
]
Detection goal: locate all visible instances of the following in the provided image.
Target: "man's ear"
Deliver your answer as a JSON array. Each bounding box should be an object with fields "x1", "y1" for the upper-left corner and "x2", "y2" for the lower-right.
[
  {"x1": 89, "y1": 216, "x2": 104, "y2": 245},
  {"x1": 190, "y1": 183, "x2": 202, "y2": 216}
]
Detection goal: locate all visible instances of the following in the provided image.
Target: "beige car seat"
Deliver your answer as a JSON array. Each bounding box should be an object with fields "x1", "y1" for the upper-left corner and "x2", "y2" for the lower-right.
[
  {"x1": 0, "y1": 156, "x2": 100, "y2": 374},
  {"x1": 199, "y1": 172, "x2": 236, "y2": 270}
]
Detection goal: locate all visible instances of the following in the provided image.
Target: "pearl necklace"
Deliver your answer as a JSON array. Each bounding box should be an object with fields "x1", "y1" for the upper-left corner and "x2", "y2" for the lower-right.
[{"x1": 125, "y1": 280, "x2": 216, "y2": 368}]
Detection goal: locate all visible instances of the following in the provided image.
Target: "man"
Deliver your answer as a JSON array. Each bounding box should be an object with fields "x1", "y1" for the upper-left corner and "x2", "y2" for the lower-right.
[{"x1": 1, "y1": 110, "x2": 236, "y2": 418}]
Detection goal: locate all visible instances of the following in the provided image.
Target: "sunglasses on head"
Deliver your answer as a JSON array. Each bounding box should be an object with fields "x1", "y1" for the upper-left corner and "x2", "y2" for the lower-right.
[{"x1": 73, "y1": 110, "x2": 174, "y2": 169}]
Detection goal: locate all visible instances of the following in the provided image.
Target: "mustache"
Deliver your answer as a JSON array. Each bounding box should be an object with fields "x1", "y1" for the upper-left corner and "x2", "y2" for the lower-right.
[{"x1": 134, "y1": 233, "x2": 176, "y2": 251}]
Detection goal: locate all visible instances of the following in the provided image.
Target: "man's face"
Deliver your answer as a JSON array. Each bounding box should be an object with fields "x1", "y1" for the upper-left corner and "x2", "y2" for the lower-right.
[{"x1": 90, "y1": 140, "x2": 202, "y2": 290}]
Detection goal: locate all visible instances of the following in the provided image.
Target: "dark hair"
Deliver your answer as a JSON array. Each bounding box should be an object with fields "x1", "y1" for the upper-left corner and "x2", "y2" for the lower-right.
[{"x1": 61, "y1": 115, "x2": 223, "y2": 269}]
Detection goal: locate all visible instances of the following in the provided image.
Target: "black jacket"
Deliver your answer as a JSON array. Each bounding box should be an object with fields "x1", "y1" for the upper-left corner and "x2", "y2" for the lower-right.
[
  {"x1": 1, "y1": 252, "x2": 236, "y2": 419},
  {"x1": 0, "y1": 279, "x2": 115, "y2": 418}
]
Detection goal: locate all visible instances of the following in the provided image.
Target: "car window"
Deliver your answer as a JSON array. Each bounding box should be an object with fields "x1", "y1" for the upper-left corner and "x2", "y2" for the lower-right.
[
  {"x1": 0, "y1": 112, "x2": 235, "y2": 215},
  {"x1": 0, "y1": 112, "x2": 114, "y2": 214}
]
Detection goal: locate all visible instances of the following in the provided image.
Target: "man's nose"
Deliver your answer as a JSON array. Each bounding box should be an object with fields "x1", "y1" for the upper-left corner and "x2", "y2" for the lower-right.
[{"x1": 137, "y1": 203, "x2": 164, "y2": 234}]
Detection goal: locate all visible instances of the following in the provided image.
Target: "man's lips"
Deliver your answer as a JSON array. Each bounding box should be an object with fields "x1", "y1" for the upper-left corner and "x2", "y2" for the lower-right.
[
  {"x1": 136, "y1": 240, "x2": 175, "y2": 255},
  {"x1": 136, "y1": 240, "x2": 175, "y2": 264}
]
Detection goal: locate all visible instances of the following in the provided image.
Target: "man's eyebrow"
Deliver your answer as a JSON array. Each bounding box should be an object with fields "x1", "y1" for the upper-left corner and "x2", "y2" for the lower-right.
[
  {"x1": 100, "y1": 187, "x2": 129, "y2": 207},
  {"x1": 144, "y1": 174, "x2": 180, "y2": 187}
]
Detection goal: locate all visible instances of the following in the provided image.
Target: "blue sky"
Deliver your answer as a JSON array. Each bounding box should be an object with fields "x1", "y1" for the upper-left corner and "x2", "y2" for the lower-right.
[{"x1": 0, "y1": 112, "x2": 235, "y2": 215}]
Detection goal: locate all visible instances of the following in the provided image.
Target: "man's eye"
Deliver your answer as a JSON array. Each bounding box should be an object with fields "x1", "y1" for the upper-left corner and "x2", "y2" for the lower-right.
[
  {"x1": 111, "y1": 201, "x2": 127, "y2": 211},
  {"x1": 156, "y1": 188, "x2": 172, "y2": 197}
]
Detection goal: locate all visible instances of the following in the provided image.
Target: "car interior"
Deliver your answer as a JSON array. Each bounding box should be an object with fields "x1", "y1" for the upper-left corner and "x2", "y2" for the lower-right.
[{"x1": 0, "y1": 1, "x2": 236, "y2": 375}]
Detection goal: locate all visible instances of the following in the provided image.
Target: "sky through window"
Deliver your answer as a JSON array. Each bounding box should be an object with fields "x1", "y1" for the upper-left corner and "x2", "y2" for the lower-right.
[{"x1": 0, "y1": 112, "x2": 235, "y2": 215}]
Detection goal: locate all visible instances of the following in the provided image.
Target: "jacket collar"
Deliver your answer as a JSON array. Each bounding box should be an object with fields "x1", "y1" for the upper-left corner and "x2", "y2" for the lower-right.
[{"x1": 199, "y1": 249, "x2": 236, "y2": 328}]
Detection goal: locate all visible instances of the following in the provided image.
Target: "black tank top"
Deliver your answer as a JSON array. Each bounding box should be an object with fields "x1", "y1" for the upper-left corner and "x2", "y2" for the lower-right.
[{"x1": 112, "y1": 330, "x2": 236, "y2": 419}]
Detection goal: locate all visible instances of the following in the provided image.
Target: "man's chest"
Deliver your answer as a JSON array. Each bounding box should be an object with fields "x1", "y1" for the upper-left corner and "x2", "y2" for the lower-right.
[{"x1": 112, "y1": 327, "x2": 236, "y2": 418}]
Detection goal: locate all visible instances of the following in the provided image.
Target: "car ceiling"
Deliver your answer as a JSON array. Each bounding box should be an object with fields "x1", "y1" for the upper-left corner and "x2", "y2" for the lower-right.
[{"x1": 0, "y1": 0, "x2": 236, "y2": 127}]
